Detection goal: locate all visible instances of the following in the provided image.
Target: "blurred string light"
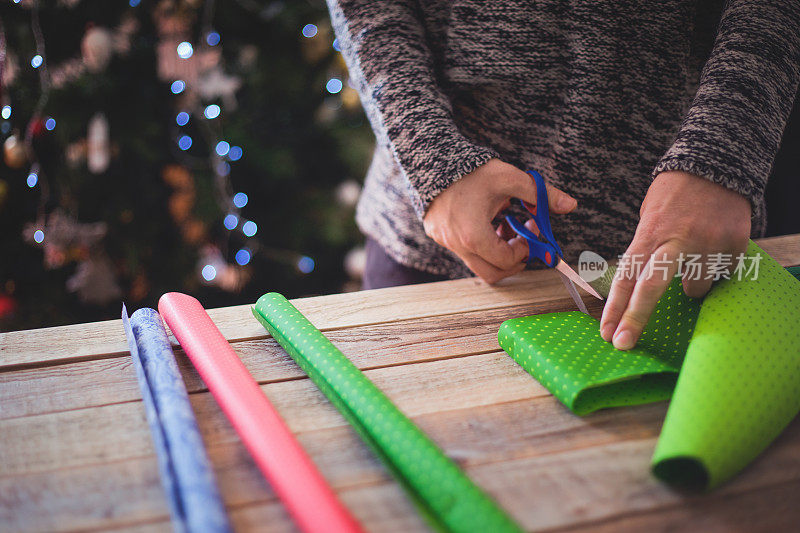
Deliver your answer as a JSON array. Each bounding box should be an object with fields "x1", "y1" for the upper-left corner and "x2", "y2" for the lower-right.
[
  {"x1": 27, "y1": 172, "x2": 38, "y2": 188},
  {"x1": 223, "y1": 214, "x2": 239, "y2": 230},
  {"x1": 233, "y1": 192, "x2": 248, "y2": 208},
  {"x1": 44, "y1": 117, "x2": 56, "y2": 130},
  {"x1": 177, "y1": 41, "x2": 194, "y2": 59},
  {"x1": 216, "y1": 161, "x2": 230, "y2": 176},
  {"x1": 332, "y1": 38, "x2": 341, "y2": 52},
  {"x1": 178, "y1": 135, "x2": 192, "y2": 150},
  {"x1": 171, "y1": 80, "x2": 186, "y2": 94},
  {"x1": 31, "y1": 54, "x2": 43, "y2": 68},
  {"x1": 206, "y1": 31, "x2": 221, "y2": 46},
  {"x1": 228, "y1": 145, "x2": 243, "y2": 161},
  {"x1": 242, "y1": 220, "x2": 257, "y2": 237},
  {"x1": 235, "y1": 248, "x2": 251, "y2": 266},
  {"x1": 297, "y1": 256, "x2": 315, "y2": 274},
  {"x1": 1, "y1": 106, "x2": 11, "y2": 119},
  {"x1": 129, "y1": 0, "x2": 141, "y2": 6},
  {"x1": 326, "y1": 78, "x2": 343, "y2": 94},
  {"x1": 33, "y1": 230, "x2": 44, "y2": 243},
  {"x1": 176, "y1": 111, "x2": 190, "y2": 126},
  {"x1": 215, "y1": 140, "x2": 230, "y2": 156},
  {"x1": 201, "y1": 264, "x2": 217, "y2": 281},
  {"x1": 301, "y1": 24, "x2": 318, "y2": 38},
  {"x1": 204, "y1": 104, "x2": 221, "y2": 119}
]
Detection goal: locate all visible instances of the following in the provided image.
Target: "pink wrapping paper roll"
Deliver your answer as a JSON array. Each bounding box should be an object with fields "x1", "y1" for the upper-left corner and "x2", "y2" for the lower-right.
[{"x1": 158, "y1": 292, "x2": 362, "y2": 533}]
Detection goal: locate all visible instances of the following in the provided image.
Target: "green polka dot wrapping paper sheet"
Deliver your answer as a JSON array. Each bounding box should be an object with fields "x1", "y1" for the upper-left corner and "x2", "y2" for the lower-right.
[
  {"x1": 253, "y1": 293, "x2": 523, "y2": 533},
  {"x1": 499, "y1": 241, "x2": 800, "y2": 491}
]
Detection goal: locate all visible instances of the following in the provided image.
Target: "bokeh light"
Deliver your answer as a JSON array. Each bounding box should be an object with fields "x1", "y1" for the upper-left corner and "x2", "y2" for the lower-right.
[
  {"x1": 297, "y1": 256, "x2": 315, "y2": 273},
  {"x1": 177, "y1": 42, "x2": 194, "y2": 59},
  {"x1": 235, "y1": 248, "x2": 251, "y2": 266},
  {"x1": 215, "y1": 141, "x2": 230, "y2": 156},
  {"x1": 171, "y1": 80, "x2": 186, "y2": 94},
  {"x1": 233, "y1": 192, "x2": 248, "y2": 208},
  {"x1": 204, "y1": 104, "x2": 221, "y2": 119},
  {"x1": 326, "y1": 78, "x2": 343, "y2": 94},
  {"x1": 201, "y1": 264, "x2": 217, "y2": 281},
  {"x1": 242, "y1": 220, "x2": 257, "y2": 237},
  {"x1": 223, "y1": 214, "x2": 239, "y2": 230},
  {"x1": 228, "y1": 146, "x2": 243, "y2": 161},
  {"x1": 206, "y1": 32, "x2": 221, "y2": 46},
  {"x1": 301, "y1": 24, "x2": 318, "y2": 38}
]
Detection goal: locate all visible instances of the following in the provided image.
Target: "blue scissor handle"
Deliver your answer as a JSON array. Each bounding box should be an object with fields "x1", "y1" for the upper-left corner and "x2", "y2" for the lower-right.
[{"x1": 504, "y1": 170, "x2": 563, "y2": 268}]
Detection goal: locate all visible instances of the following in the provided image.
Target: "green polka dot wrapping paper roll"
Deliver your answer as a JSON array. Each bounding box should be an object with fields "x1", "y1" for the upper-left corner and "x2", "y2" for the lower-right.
[
  {"x1": 253, "y1": 293, "x2": 523, "y2": 533},
  {"x1": 499, "y1": 241, "x2": 800, "y2": 490}
]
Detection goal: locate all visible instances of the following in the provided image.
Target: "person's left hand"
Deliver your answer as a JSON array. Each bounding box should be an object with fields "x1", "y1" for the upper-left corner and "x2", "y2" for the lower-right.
[{"x1": 600, "y1": 170, "x2": 752, "y2": 350}]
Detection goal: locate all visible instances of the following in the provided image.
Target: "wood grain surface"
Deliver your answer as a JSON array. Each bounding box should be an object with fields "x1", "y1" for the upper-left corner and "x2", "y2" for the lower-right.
[{"x1": 1, "y1": 234, "x2": 799, "y2": 532}]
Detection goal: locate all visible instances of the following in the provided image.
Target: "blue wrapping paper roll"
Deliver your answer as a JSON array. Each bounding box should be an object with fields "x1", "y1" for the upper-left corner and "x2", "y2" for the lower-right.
[{"x1": 122, "y1": 305, "x2": 231, "y2": 533}]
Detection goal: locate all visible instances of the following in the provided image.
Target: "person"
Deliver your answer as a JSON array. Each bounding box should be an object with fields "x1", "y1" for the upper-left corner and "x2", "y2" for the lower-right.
[{"x1": 326, "y1": 0, "x2": 800, "y2": 350}]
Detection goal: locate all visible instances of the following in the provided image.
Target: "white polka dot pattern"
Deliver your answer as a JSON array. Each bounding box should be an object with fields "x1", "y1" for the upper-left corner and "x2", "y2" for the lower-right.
[
  {"x1": 253, "y1": 293, "x2": 523, "y2": 533},
  {"x1": 500, "y1": 241, "x2": 800, "y2": 490}
]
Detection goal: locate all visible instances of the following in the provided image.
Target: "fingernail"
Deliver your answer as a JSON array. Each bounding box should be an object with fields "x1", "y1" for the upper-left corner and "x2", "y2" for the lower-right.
[
  {"x1": 600, "y1": 323, "x2": 614, "y2": 341},
  {"x1": 558, "y1": 195, "x2": 577, "y2": 211},
  {"x1": 613, "y1": 329, "x2": 634, "y2": 350}
]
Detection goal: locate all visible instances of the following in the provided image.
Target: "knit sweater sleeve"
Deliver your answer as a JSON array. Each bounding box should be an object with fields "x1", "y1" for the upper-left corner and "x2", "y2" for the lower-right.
[
  {"x1": 653, "y1": 0, "x2": 800, "y2": 215},
  {"x1": 326, "y1": 0, "x2": 498, "y2": 218}
]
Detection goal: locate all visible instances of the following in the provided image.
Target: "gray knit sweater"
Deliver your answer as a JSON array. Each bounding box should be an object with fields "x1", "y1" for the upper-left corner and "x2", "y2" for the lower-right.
[{"x1": 327, "y1": 0, "x2": 800, "y2": 278}]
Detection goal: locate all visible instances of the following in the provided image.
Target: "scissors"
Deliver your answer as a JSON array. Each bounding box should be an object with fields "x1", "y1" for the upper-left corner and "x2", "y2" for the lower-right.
[{"x1": 505, "y1": 170, "x2": 604, "y2": 314}]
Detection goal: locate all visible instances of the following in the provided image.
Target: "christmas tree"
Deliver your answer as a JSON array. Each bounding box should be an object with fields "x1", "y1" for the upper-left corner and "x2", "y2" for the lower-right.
[{"x1": 0, "y1": 0, "x2": 374, "y2": 331}]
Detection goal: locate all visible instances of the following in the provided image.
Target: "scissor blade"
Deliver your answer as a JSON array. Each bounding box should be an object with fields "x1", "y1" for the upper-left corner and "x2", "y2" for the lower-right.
[
  {"x1": 554, "y1": 259, "x2": 604, "y2": 300},
  {"x1": 558, "y1": 272, "x2": 590, "y2": 315}
]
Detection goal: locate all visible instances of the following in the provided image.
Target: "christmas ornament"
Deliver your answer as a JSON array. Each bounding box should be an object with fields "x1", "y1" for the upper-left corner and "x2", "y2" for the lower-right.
[
  {"x1": 0, "y1": 293, "x2": 17, "y2": 320},
  {"x1": 4, "y1": 134, "x2": 27, "y2": 168},
  {"x1": 197, "y1": 67, "x2": 241, "y2": 110},
  {"x1": 66, "y1": 254, "x2": 122, "y2": 305},
  {"x1": 82, "y1": 26, "x2": 114, "y2": 72},
  {"x1": 87, "y1": 113, "x2": 110, "y2": 173},
  {"x1": 23, "y1": 210, "x2": 107, "y2": 269}
]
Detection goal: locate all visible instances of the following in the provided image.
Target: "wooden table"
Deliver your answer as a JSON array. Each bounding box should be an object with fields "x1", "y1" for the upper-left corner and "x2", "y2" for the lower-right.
[{"x1": 2, "y1": 234, "x2": 800, "y2": 532}]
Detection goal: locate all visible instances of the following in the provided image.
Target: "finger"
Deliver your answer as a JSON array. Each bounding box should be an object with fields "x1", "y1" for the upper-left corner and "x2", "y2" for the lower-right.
[
  {"x1": 545, "y1": 183, "x2": 578, "y2": 214},
  {"x1": 467, "y1": 224, "x2": 529, "y2": 271},
  {"x1": 600, "y1": 245, "x2": 648, "y2": 342},
  {"x1": 462, "y1": 251, "x2": 526, "y2": 285},
  {"x1": 612, "y1": 243, "x2": 681, "y2": 350},
  {"x1": 508, "y1": 173, "x2": 577, "y2": 215},
  {"x1": 524, "y1": 218, "x2": 541, "y2": 237},
  {"x1": 681, "y1": 252, "x2": 713, "y2": 298},
  {"x1": 496, "y1": 220, "x2": 516, "y2": 241}
]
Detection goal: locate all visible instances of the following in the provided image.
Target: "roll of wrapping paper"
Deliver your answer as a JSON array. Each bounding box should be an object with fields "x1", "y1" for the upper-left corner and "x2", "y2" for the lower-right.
[
  {"x1": 499, "y1": 241, "x2": 800, "y2": 490},
  {"x1": 252, "y1": 292, "x2": 523, "y2": 533},
  {"x1": 158, "y1": 292, "x2": 362, "y2": 533},
  {"x1": 122, "y1": 305, "x2": 231, "y2": 533}
]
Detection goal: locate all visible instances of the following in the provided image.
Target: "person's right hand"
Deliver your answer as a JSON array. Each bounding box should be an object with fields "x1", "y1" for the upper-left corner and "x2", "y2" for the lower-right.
[{"x1": 422, "y1": 159, "x2": 578, "y2": 284}]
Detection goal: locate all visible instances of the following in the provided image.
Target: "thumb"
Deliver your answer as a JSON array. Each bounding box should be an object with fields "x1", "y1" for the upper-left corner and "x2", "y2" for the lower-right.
[{"x1": 513, "y1": 173, "x2": 577, "y2": 214}]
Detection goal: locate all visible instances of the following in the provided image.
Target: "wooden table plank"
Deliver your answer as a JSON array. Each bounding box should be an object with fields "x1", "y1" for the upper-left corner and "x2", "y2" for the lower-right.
[
  {"x1": 3, "y1": 233, "x2": 797, "y2": 370},
  {"x1": 0, "y1": 299, "x2": 596, "y2": 421},
  {"x1": 2, "y1": 234, "x2": 799, "y2": 533},
  {"x1": 4, "y1": 344, "x2": 800, "y2": 531}
]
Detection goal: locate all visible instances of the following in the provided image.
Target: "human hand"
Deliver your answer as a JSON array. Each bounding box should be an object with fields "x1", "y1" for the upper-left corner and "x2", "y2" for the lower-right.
[
  {"x1": 423, "y1": 159, "x2": 578, "y2": 284},
  {"x1": 600, "y1": 170, "x2": 751, "y2": 350}
]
